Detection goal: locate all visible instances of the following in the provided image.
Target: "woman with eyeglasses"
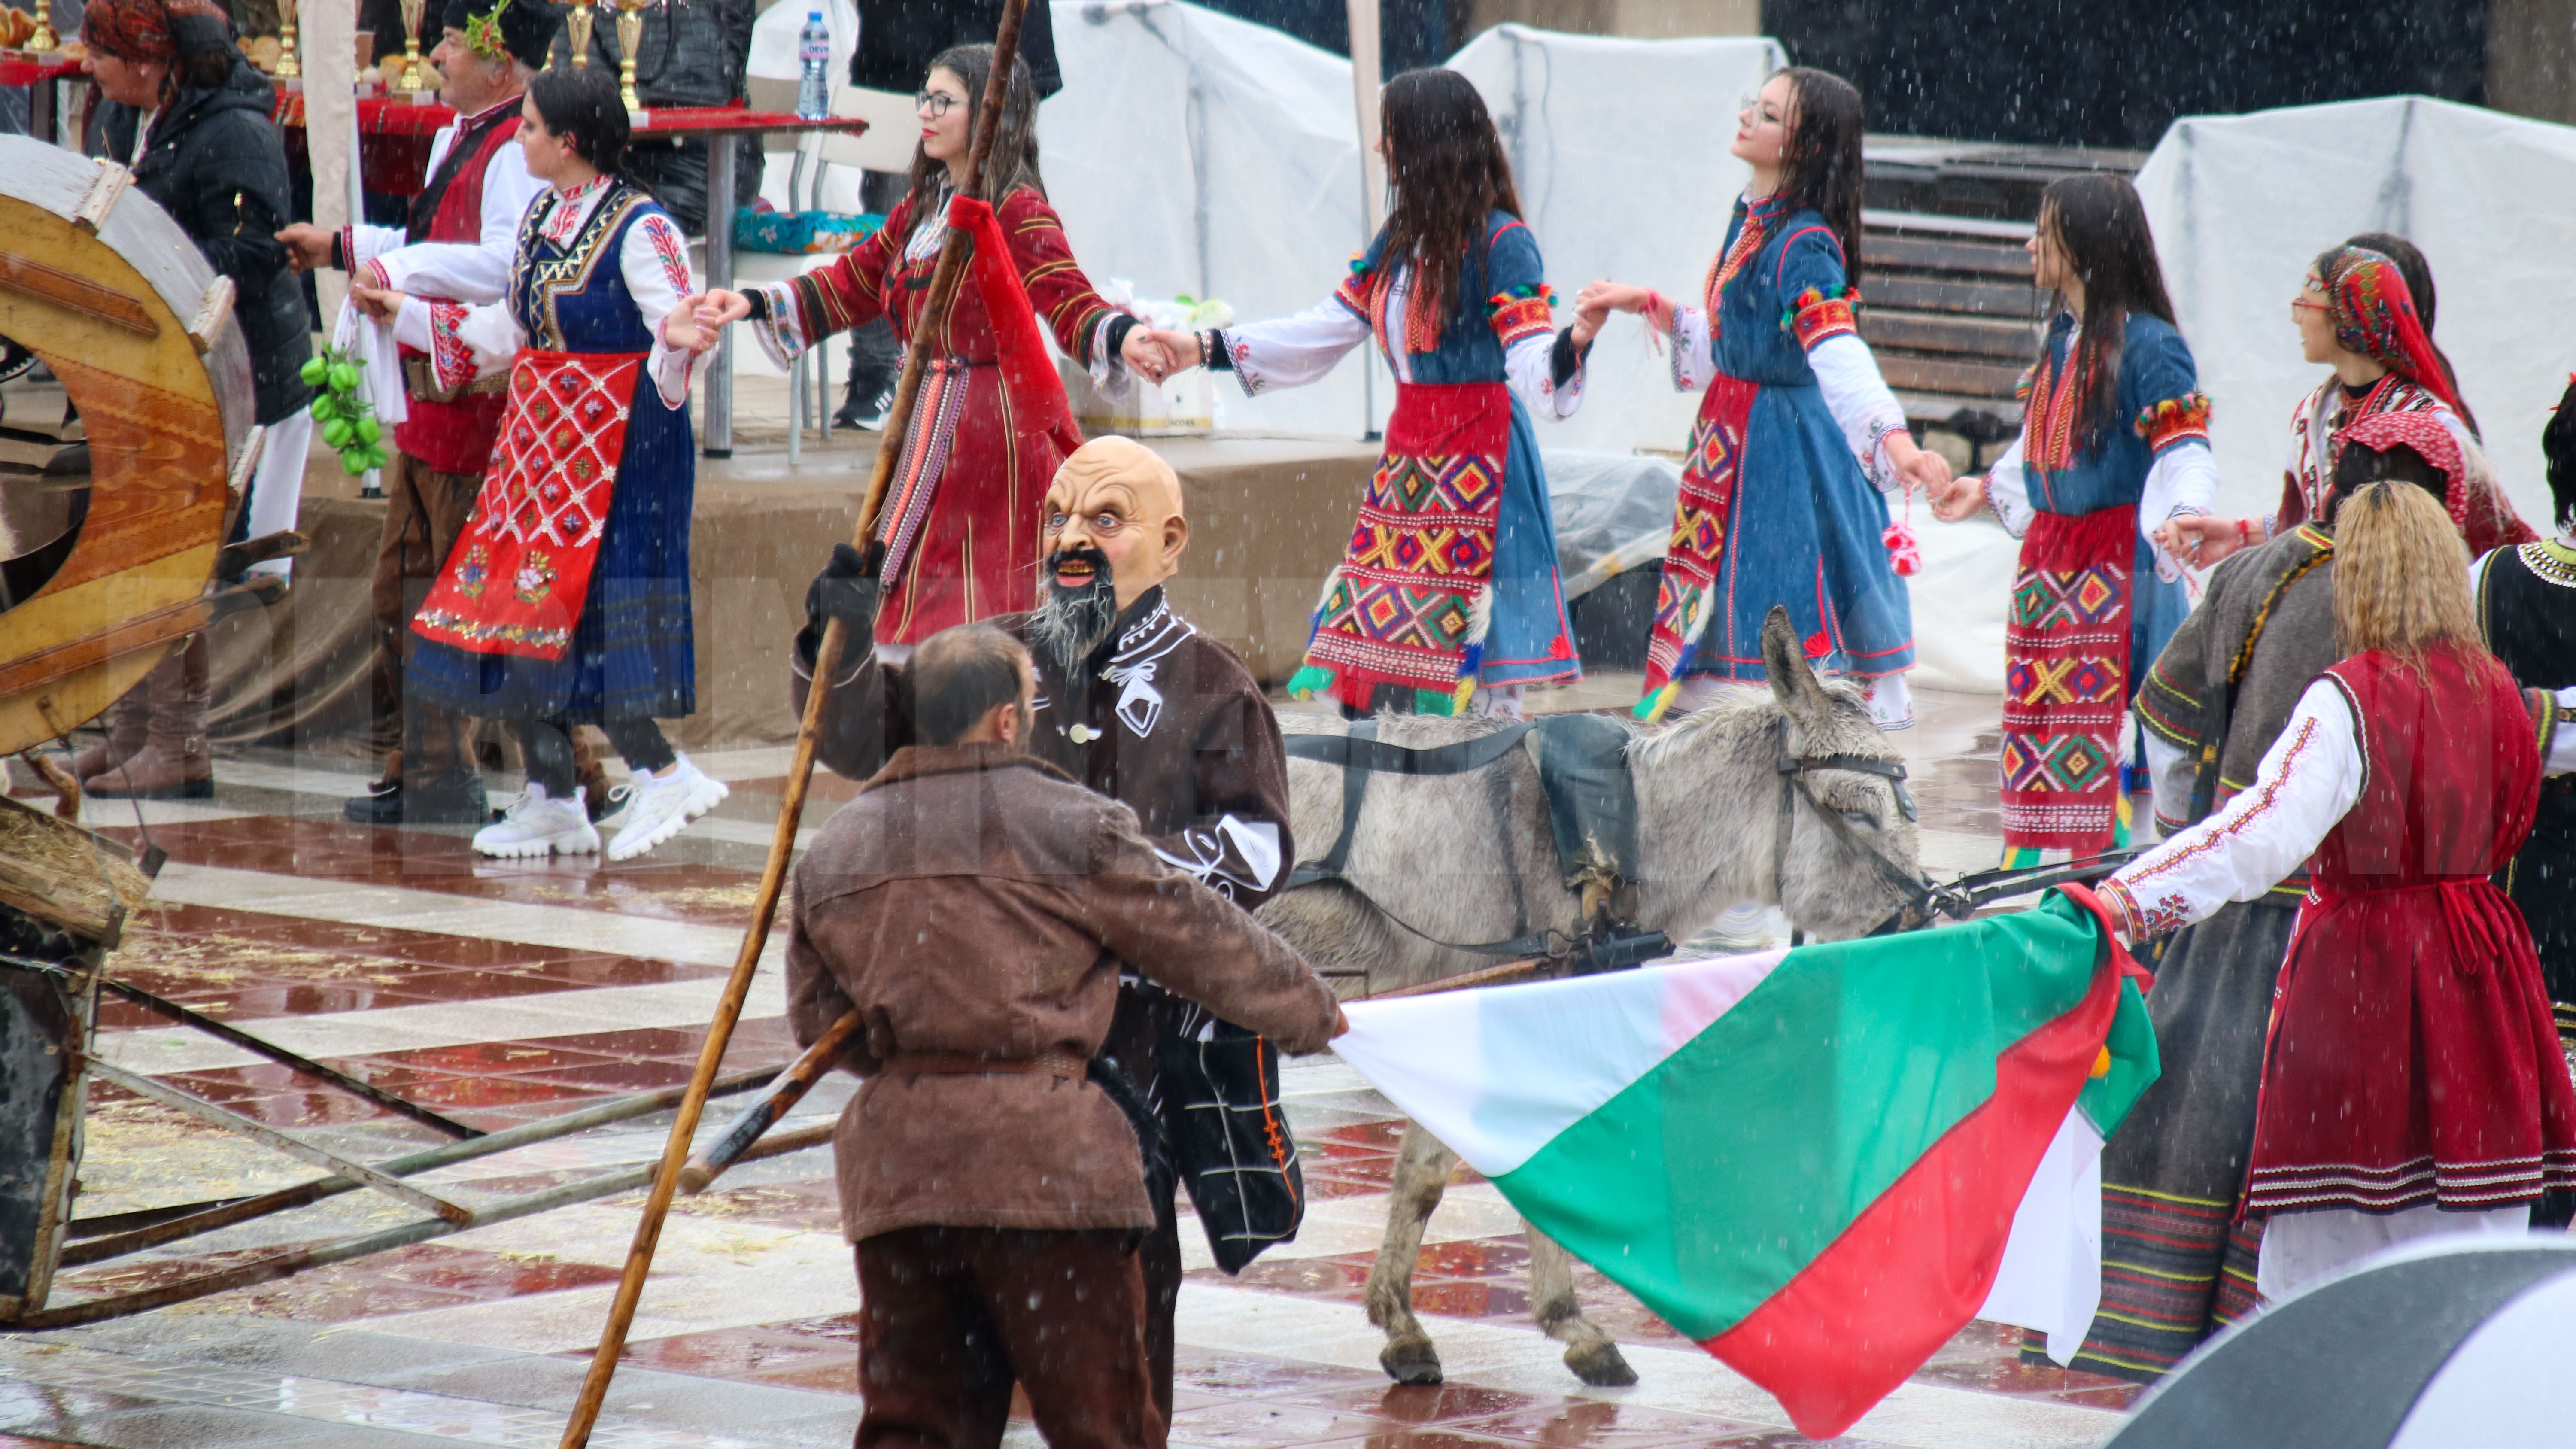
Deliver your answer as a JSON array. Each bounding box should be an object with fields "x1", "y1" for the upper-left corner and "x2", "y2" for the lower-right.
[
  {"x1": 2164, "y1": 236, "x2": 2528, "y2": 568},
  {"x1": 1568, "y1": 67, "x2": 1947, "y2": 729},
  {"x1": 698, "y1": 43, "x2": 1158, "y2": 652},
  {"x1": 1143, "y1": 67, "x2": 1585, "y2": 717}
]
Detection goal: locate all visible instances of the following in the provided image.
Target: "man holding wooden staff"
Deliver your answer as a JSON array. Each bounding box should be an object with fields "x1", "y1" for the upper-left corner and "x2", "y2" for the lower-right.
[
  {"x1": 784, "y1": 620, "x2": 1342, "y2": 1449},
  {"x1": 791, "y1": 436, "x2": 1301, "y2": 1419}
]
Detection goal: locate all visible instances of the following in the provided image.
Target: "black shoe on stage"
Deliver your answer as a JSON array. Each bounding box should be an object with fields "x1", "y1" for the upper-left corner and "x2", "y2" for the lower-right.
[
  {"x1": 343, "y1": 773, "x2": 489, "y2": 826},
  {"x1": 835, "y1": 380, "x2": 895, "y2": 432}
]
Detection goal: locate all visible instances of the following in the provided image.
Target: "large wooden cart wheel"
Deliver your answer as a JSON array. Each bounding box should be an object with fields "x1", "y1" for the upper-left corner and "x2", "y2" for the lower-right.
[{"x1": 0, "y1": 134, "x2": 255, "y2": 757}]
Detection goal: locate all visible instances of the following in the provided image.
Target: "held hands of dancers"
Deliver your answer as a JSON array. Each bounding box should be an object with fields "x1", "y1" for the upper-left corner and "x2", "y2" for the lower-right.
[
  {"x1": 1120, "y1": 328, "x2": 1179, "y2": 384},
  {"x1": 1882, "y1": 431, "x2": 1952, "y2": 494},
  {"x1": 1137, "y1": 327, "x2": 1205, "y2": 374},
  {"x1": 1926, "y1": 472, "x2": 1985, "y2": 522},
  {"x1": 348, "y1": 283, "x2": 404, "y2": 321},
  {"x1": 1568, "y1": 281, "x2": 1670, "y2": 347},
  {"x1": 2153, "y1": 513, "x2": 2260, "y2": 566}
]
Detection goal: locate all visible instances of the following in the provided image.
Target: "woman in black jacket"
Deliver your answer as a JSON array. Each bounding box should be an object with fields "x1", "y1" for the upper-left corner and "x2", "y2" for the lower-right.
[{"x1": 76, "y1": 0, "x2": 313, "y2": 798}]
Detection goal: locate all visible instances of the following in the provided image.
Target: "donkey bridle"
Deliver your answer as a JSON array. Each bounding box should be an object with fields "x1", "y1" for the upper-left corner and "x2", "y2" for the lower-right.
[{"x1": 1770, "y1": 717, "x2": 1935, "y2": 935}]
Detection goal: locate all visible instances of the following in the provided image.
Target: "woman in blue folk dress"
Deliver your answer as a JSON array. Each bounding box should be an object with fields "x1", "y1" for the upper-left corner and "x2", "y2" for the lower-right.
[
  {"x1": 1156, "y1": 67, "x2": 1582, "y2": 717},
  {"x1": 1930, "y1": 174, "x2": 2214, "y2": 863},
  {"x1": 1572, "y1": 67, "x2": 1947, "y2": 727},
  {"x1": 356, "y1": 64, "x2": 726, "y2": 863}
]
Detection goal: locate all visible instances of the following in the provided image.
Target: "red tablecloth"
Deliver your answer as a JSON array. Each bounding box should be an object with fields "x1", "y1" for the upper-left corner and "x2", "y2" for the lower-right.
[
  {"x1": 0, "y1": 53, "x2": 83, "y2": 88},
  {"x1": 273, "y1": 92, "x2": 867, "y2": 196}
]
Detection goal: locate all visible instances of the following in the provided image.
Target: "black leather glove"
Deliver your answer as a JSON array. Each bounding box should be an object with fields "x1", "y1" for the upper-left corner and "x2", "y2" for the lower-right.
[{"x1": 805, "y1": 541, "x2": 884, "y2": 647}]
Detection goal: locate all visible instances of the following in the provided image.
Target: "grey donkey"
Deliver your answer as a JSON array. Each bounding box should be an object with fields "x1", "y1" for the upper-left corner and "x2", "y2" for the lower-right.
[{"x1": 1255, "y1": 608, "x2": 1923, "y2": 1388}]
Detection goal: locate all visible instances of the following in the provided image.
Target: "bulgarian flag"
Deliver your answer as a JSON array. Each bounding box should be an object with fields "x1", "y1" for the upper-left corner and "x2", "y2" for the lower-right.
[{"x1": 1331, "y1": 887, "x2": 2157, "y2": 1440}]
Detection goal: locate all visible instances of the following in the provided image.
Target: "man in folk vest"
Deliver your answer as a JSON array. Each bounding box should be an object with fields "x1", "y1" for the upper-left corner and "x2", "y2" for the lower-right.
[{"x1": 279, "y1": 0, "x2": 550, "y2": 827}]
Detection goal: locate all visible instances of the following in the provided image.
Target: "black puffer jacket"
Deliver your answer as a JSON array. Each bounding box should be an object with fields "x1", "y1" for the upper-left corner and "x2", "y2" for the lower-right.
[{"x1": 115, "y1": 60, "x2": 313, "y2": 425}]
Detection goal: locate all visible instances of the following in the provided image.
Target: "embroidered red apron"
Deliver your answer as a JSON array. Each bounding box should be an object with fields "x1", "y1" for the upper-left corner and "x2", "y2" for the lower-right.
[
  {"x1": 1293, "y1": 380, "x2": 1510, "y2": 713},
  {"x1": 413, "y1": 349, "x2": 642, "y2": 660},
  {"x1": 1642, "y1": 373, "x2": 1759, "y2": 701}
]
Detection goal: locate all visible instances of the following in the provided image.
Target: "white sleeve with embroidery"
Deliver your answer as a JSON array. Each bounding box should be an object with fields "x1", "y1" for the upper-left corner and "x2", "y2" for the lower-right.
[
  {"x1": 1084, "y1": 313, "x2": 1140, "y2": 402},
  {"x1": 1666, "y1": 304, "x2": 1714, "y2": 393},
  {"x1": 367, "y1": 145, "x2": 545, "y2": 305},
  {"x1": 1982, "y1": 436, "x2": 2033, "y2": 538},
  {"x1": 346, "y1": 223, "x2": 408, "y2": 273},
  {"x1": 393, "y1": 296, "x2": 519, "y2": 384},
  {"x1": 2103, "y1": 678, "x2": 2363, "y2": 936},
  {"x1": 624, "y1": 212, "x2": 707, "y2": 409},
  {"x1": 1807, "y1": 333, "x2": 1910, "y2": 490},
  {"x1": 1503, "y1": 331, "x2": 1580, "y2": 419},
  {"x1": 2139, "y1": 439, "x2": 2220, "y2": 580},
  {"x1": 1221, "y1": 295, "x2": 1370, "y2": 396}
]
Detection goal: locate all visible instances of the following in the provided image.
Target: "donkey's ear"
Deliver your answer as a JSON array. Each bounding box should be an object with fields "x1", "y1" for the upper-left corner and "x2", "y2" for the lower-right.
[{"x1": 1761, "y1": 605, "x2": 1834, "y2": 728}]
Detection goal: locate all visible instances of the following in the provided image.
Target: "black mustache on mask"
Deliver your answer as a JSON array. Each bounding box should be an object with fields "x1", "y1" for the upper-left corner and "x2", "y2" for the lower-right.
[{"x1": 1033, "y1": 546, "x2": 1119, "y2": 677}]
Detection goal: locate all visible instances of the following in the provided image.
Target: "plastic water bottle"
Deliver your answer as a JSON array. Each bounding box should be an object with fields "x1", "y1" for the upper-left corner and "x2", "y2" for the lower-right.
[{"x1": 796, "y1": 13, "x2": 831, "y2": 121}]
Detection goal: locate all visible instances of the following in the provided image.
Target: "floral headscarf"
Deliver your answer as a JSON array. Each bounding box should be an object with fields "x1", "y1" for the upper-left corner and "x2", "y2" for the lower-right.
[{"x1": 2322, "y1": 247, "x2": 2462, "y2": 416}]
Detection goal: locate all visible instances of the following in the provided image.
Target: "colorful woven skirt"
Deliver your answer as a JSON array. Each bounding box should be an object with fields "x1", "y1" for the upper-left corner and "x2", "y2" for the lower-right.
[
  {"x1": 1639, "y1": 374, "x2": 1759, "y2": 715},
  {"x1": 414, "y1": 349, "x2": 643, "y2": 662},
  {"x1": 1291, "y1": 380, "x2": 1509, "y2": 714},
  {"x1": 2000, "y1": 506, "x2": 2137, "y2": 852}
]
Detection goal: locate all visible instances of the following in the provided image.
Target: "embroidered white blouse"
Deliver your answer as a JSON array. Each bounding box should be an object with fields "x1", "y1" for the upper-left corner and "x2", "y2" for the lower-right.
[
  {"x1": 2103, "y1": 676, "x2": 2576, "y2": 939},
  {"x1": 392, "y1": 175, "x2": 704, "y2": 410},
  {"x1": 1222, "y1": 264, "x2": 1583, "y2": 422}
]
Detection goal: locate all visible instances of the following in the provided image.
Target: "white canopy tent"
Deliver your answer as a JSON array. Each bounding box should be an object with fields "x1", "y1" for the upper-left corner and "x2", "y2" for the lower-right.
[{"x1": 2135, "y1": 95, "x2": 2576, "y2": 531}]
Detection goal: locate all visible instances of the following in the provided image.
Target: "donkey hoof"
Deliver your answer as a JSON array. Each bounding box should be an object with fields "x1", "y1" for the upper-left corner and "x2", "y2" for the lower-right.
[
  {"x1": 1379, "y1": 1340, "x2": 1444, "y2": 1385},
  {"x1": 1565, "y1": 1340, "x2": 1638, "y2": 1388}
]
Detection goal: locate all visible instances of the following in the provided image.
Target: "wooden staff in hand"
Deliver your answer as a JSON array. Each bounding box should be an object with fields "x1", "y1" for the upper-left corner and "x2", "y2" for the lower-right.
[{"x1": 554, "y1": 4, "x2": 1037, "y2": 1441}]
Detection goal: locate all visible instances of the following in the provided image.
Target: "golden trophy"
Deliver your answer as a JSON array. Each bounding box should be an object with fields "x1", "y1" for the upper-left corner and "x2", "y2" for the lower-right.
[
  {"x1": 614, "y1": 0, "x2": 650, "y2": 115},
  {"x1": 564, "y1": 1, "x2": 594, "y2": 67},
  {"x1": 275, "y1": 0, "x2": 301, "y2": 80},
  {"x1": 396, "y1": 0, "x2": 430, "y2": 93},
  {"x1": 29, "y1": 7, "x2": 56, "y2": 51}
]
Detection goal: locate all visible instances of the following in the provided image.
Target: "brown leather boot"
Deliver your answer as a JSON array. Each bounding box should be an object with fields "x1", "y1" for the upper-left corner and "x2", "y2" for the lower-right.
[
  {"x1": 69, "y1": 681, "x2": 150, "y2": 784},
  {"x1": 88, "y1": 637, "x2": 213, "y2": 800}
]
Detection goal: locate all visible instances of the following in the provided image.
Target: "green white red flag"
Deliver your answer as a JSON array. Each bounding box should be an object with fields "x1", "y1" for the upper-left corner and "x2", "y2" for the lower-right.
[{"x1": 1330, "y1": 887, "x2": 2158, "y2": 1439}]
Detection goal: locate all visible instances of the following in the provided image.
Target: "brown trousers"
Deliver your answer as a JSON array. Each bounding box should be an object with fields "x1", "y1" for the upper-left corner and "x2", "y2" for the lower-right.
[
  {"x1": 854, "y1": 1227, "x2": 1163, "y2": 1449},
  {"x1": 368, "y1": 450, "x2": 481, "y2": 784}
]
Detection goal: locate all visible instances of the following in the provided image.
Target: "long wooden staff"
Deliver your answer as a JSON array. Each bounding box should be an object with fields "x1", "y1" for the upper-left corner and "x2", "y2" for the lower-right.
[{"x1": 556, "y1": 6, "x2": 1034, "y2": 1440}]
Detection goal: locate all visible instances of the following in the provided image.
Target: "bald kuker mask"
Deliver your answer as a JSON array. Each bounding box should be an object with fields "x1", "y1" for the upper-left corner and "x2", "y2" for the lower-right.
[{"x1": 1042, "y1": 436, "x2": 1188, "y2": 612}]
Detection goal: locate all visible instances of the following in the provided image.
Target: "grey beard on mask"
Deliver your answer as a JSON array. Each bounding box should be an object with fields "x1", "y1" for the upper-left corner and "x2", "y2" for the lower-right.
[{"x1": 1030, "y1": 553, "x2": 1119, "y2": 680}]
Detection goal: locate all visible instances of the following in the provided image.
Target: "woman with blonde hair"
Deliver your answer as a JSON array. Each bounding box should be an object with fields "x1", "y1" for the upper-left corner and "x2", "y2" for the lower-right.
[{"x1": 2099, "y1": 480, "x2": 2576, "y2": 1301}]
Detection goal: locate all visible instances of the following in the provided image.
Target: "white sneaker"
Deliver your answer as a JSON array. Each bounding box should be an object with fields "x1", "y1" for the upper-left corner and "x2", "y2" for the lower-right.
[
  {"x1": 606, "y1": 756, "x2": 728, "y2": 862},
  {"x1": 474, "y1": 783, "x2": 601, "y2": 858}
]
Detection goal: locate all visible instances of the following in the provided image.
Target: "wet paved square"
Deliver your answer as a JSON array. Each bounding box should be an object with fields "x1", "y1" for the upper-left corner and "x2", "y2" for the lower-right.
[{"x1": 1, "y1": 690, "x2": 2136, "y2": 1449}]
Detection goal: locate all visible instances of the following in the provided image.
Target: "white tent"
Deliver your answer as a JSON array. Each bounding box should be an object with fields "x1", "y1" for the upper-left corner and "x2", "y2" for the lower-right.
[
  {"x1": 2135, "y1": 95, "x2": 2576, "y2": 530},
  {"x1": 1040, "y1": 4, "x2": 1783, "y2": 448}
]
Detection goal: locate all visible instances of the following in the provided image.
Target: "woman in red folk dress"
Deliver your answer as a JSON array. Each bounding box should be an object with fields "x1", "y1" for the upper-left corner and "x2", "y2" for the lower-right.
[
  {"x1": 707, "y1": 43, "x2": 1160, "y2": 649},
  {"x1": 2099, "y1": 480, "x2": 2576, "y2": 1302}
]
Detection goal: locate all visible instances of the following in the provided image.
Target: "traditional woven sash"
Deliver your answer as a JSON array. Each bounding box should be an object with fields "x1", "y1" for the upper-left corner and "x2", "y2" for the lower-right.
[
  {"x1": 413, "y1": 349, "x2": 643, "y2": 661},
  {"x1": 1999, "y1": 505, "x2": 2136, "y2": 852},
  {"x1": 1637, "y1": 373, "x2": 1759, "y2": 719},
  {"x1": 1289, "y1": 380, "x2": 1510, "y2": 714},
  {"x1": 875, "y1": 356, "x2": 976, "y2": 587}
]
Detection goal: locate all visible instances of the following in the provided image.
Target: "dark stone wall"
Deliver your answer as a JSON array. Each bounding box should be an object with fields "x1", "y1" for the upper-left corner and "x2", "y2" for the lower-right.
[{"x1": 1764, "y1": 0, "x2": 2489, "y2": 149}]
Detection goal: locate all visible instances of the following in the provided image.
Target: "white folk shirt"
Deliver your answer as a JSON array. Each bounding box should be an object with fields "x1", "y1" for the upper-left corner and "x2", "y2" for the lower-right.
[
  {"x1": 1223, "y1": 263, "x2": 1584, "y2": 422},
  {"x1": 347, "y1": 94, "x2": 547, "y2": 306},
  {"x1": 2106, "y1": 676, "x2": 2576, "y2": 938},
  {"x1": 392, "y1": 175, "x2": 705, "y2": 411}
]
